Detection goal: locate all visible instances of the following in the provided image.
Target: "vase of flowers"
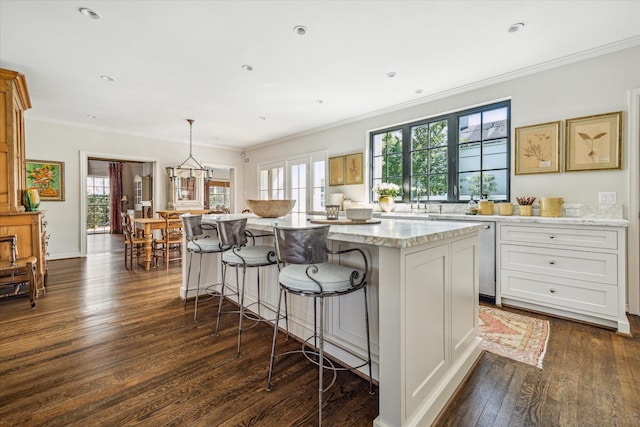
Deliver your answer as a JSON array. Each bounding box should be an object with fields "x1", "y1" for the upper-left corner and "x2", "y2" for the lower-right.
[
  {"x1": 516, "y1": 196, "x2": 536, "y2": 216},
  {"x1": 373, "y1": 182, "x2": 400, "y2": 212}
]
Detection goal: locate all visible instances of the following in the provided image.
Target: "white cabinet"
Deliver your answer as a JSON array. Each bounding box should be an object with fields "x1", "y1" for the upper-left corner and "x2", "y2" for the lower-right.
[{"x1": 497, "y1": 223, "x2": 629, "y2": 335}]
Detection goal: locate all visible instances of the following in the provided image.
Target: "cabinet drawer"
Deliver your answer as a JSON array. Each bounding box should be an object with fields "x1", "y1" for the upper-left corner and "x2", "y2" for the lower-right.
[
  {"x1": 499, "y1": 225, "x2": 618, "y2": 250},
  {"x1": 500, "y1": 270, "x2": 617, "y2": 317},
  {"x1": 500, "y1": 244, "x2": 617, "y2": 285}
]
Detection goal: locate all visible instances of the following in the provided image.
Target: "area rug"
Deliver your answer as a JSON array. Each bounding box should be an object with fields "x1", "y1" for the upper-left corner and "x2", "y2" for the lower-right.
[{"x1": 479, "y1": 305, "x2": 550, "y2": 369}]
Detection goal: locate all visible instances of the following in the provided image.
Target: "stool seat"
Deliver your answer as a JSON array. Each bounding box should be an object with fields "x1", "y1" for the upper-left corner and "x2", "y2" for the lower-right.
[
  {"x1": 278, "y1": 263, "x2": 365, "y2": 295},
  {"x1": 222, "y1": 245, "x2": 276, "y2": 266},
  {"x1": 187, "y1": 237, "x2": 221, "y2": 253}
]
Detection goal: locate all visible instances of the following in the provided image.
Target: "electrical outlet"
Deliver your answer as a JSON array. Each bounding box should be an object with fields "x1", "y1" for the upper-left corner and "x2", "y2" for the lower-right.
[{"x1": 598, "y1": 192, "x2": 616, "y2": 204}]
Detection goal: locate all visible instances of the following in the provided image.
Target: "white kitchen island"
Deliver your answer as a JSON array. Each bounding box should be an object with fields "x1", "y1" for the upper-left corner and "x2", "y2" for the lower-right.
[{"x1": 182, "y1": 214, "x2": 483, "y2": 426}]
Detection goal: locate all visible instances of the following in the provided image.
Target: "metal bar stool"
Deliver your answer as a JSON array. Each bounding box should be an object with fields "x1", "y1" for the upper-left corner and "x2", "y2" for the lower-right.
[
  {"x1": 267, "y1": 224, "x2": 374, "y2": 425},
  {"x1": 182, "y1": 214, "x2": 229, "y2": 323},
  {"x1": 215, "y1": 217, "x2": 278, "y2": 357}
]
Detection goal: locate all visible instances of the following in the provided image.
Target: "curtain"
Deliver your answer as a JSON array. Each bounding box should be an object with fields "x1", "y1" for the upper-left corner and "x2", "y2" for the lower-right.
[{"x1": 109, "y1": 162, "x2": 123, "y2": 234}]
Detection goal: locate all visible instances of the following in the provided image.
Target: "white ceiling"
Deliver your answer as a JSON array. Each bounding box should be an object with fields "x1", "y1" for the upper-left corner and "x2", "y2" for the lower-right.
[{"x1": 1, "y1": 0, "x2": 639, "y2": 151}]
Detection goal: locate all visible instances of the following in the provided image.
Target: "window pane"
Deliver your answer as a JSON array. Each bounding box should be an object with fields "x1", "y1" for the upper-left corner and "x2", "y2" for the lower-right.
[
  {"x1": 482, "y1": 107, "x2": 508, "y2": 140},
  {"x1": 483, "y1": 138, "x2": 507, "y2": 170},
  {"x1": 411, "y1": 124, "x2": 429, "y2": 150},
  {"x1": 459, "y1": 113, "x2": 481, "y2": 143},
  {"x1": 483, "y1": 170, "x2": 507, "y2": 200},
  {"x1": 386, "y1": 153, "x2": 403, "y2": 179},
  {"x1": 429, "y1": 148, "x2": 448, "y2": 174},
  {"x1": 430, "y1": 120, "x2": 447, "y2": 147},
  {"x1": 384, "y1": 130, "x2": 403, "y2": 154},
  {"x1": 459, "y1": 142, "x2": 480, "y2": 172},
  {"x1": 412, "y1": 150, "x2": 428, "y2": 175},
  {"x1": 429, "y1": 174, "x2": 447, "y2": 198},
  {"x1": 459, "y1": 171, "x2": 481, "y2": 199},
  {"x1": 372, "y1": 133, "x2": 384, "y2": 156}
]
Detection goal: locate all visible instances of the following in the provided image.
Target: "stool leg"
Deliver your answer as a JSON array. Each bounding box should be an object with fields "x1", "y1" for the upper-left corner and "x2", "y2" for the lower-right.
[
  {"x1": 215, "y1": 261, "x2": 228, "y2": 335},
  {"x1": 193, "y1": 252, "x2": 204, "y2": 323},
  {"x1": 267, "y1": 287, "x2": 284, "y2": 391},
  {"x1": 184, "y1": 252, "x2": 193, "y2": 309},
  {"x1": 236, "y1": 265, "x2": 246, "y2": 357},
  {"x1": 283, "y1": 291, "x2": 290, "y2": 340},
  {"x1": 318, "y1": 296, "x2": 324, "y2": 426}
]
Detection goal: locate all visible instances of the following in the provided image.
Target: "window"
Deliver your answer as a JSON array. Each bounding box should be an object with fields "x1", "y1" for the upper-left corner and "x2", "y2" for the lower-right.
[
  {"x1": 208, "y1": 180, "x2": 231, "y2": 210},
  {"x1": 258, "y1": 151, "x2": 326, "y2": 213},
  {"x1": 370, "y1": 101, "x2": 510, "y2": 203},
  {"x1": 87, "y1": 176, "x2": 110, "y2": 234}
]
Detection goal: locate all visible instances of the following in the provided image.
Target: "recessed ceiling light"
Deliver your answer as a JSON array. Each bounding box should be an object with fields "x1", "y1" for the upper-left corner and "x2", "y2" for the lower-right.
[
  {"x1": 242, "y1": 64, "x2": 254, "y2": 72},
  {"x1": 508, "y1": 22, "x2": 525, "y2": 33},
  {"x1": 258, "y1": 116, "x2": 266, "y2": 120},
  {"x1": 293, "y1": 26, "x2": 307, "y2": 36},
  {"x1": 87, "y1": 114, "x2": 97, "y2": 119},
  {"x1": 414, "y1": 89, "x2": 424, "y2": 94},
  {"x1": 386, "y1": 72, "x2": 397, "y2": 78},
  {"x1": 100, "y1": 75, "x2": 115, "y2": 82},
  {"x1": 79, "y1": 7, "x2": 101, "y2": 19},
  {"x1": 315, "y1": 99, "x2": 324, "y2": 104}
]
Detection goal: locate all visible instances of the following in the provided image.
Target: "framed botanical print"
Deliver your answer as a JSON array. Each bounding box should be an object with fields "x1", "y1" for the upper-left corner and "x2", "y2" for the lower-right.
[
  {"x1": 514, "y1": 121, "x2": 561, "y2": 175},
  {"x1": 565, "y1": 111, "x2": 623, "y2": 172},
  {"x1": 345, "y1": 153, "x2": 363, "y2": 185},
  {"x1": 329, "y1": 156, "x2": 345, "y2": 186},
  {"x1": 26, "y1": 159, "x2": 65, "y2": 201}
]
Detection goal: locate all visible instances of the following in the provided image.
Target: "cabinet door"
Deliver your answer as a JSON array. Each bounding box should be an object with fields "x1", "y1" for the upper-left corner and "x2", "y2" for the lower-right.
[
  {"x1": 451, "y1": 236, "x2": 478, "y2": 363},
  {"x1": 404, "y1": 243, "x2": 449, "y2": 419}
]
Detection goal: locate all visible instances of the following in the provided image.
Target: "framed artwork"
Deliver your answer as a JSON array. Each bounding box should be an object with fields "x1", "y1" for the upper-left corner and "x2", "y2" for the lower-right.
[
  {"x1": 565, "y1": 111, "x2": 623, "y2": 172},
  {"x1": 345, "y1": 153, "x2": 363, "y2": 185},
  {"x1": 329, "y1": 156, "x2": 345, "y2": 186},
  {"x1": 26, "y1": 159, "x2": 65, "y2": 201},
  {"x1": 514, "y1": 121, "x2": 561, "y2": 175}
]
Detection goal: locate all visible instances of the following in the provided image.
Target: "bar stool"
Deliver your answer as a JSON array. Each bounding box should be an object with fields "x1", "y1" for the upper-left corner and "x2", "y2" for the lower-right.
[
  {"x1": 216, "y1": 217, "x2": 278, "y2": 356},
  {"x1": 267, "y1": 224, "x2": 374, "y2": 425},
  {"x1": 182, "y1": 214, "x2": 228, "y2": 323}
]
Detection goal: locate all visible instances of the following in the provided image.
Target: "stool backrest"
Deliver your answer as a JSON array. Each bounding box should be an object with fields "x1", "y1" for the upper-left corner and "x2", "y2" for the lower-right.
[
  {"x1": 216, "y1": 217, "x2": 248, "y2": 247},
  {"x1": 182, "y1": 214, "x2": 204, "y2": 241},
  {"x1": 273, "y1": 225, "x2": 329, "y2": 265}
]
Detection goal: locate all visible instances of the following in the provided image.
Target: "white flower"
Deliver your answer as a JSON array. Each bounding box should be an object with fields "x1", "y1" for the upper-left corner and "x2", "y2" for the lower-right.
[{"x1": 373, "y1": 182, "x2": 400, "y2": 197}]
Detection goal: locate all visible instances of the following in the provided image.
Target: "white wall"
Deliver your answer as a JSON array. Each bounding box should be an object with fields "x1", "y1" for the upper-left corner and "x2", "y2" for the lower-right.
[
  {"x1": 246, "y1": 46, "x2": 639, "y2": 208},
  {"x1": 243, "y1": 45, "x2": 640, "y2": 313},
  {"x1": 24, "y1": 120, "x2": 243, "y2": 259}
]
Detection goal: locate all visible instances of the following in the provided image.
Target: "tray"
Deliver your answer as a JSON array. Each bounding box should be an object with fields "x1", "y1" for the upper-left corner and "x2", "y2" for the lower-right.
[{"x1": 309, "y1": 219, "x2": 381, "y2": 225}]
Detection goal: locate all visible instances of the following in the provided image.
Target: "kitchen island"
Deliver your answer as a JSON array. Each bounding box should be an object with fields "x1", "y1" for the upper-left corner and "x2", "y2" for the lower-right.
[{"x1": 182, "y1": 214, "x2": 483, "y2": 426}]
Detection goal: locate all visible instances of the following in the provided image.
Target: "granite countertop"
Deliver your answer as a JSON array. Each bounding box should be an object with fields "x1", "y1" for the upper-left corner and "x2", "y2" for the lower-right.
[
  {"x1": 375, "y1": 212, "x2": 629, "y2": 227},
  {"x1": 202, "y1": 213, "x2": 482, "y2": 249}
]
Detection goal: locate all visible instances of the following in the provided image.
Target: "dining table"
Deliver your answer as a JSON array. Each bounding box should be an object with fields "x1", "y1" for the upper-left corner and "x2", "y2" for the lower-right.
[{"x1": 132, "y1": 217, "x2": 183, "y2": 270}]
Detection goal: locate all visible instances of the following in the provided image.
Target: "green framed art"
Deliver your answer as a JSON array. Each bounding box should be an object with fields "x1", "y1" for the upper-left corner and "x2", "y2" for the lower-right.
[{"x1": 26, "y1": 159, "x2": 65, "y2": 201}]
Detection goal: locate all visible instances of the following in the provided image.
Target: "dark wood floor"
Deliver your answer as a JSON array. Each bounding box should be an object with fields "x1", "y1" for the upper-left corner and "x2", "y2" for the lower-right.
[{"x1": 1, "y1": 234, "x2": 639, "y2": 426}]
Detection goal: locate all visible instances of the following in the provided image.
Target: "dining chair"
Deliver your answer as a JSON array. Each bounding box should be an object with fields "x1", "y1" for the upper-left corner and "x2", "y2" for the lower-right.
[
  {"x1": 153, "y1": 211, "x2": 183, "y2": 269},
  {"x1": 0, "y1": 234, "x2": 38, "y2": 308},
  {"x1": 121, "y1": 212, "x2": 146, "y2": 270}
]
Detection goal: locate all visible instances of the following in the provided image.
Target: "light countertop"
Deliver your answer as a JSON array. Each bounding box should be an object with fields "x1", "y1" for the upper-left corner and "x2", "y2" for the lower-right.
[{"x1": 202, "y1": 213, "x2": 482, "y2": 249}]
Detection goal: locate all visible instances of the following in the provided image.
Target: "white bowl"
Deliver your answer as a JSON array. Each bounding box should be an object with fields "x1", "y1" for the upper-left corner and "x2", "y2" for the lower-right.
[{"x1": 345, "y1": 208, "x2": 373, "y2": 222}]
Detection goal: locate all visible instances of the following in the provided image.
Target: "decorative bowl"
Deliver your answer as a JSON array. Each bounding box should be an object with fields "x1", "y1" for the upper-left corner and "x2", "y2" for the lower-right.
[
  {"x1": 345, "y1": 208, "x2": 373, "y2": 222},
  {"x1": 246, "y1": 199, "x2": 296, "y2": 218}
]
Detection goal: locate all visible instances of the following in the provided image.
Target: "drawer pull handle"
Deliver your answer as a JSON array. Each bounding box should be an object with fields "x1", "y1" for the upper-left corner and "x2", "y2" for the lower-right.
[
  {"x1": 549, "y1": 288, "x2": 556, "y2": 293},
  {"x1": 549, "y1": 260, "x2": 556, "y2": 265}
]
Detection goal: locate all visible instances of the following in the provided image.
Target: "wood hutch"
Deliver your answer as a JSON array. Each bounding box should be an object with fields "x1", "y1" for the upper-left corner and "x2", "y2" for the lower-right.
[{"x1": 0, "y1": 68, "x2": 47, "y2": 298}]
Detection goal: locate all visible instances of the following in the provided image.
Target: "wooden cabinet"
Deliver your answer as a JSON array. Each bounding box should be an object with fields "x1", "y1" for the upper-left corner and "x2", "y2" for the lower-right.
[
  {"x1": 497, "y1": 223, "x2": 629, "y2": 335},
  {"x1": 0, "y1": 211, "x2": 47, "y2": 294},
  {"x1": 0, "y1": 68, "x2": 31, "y2": 213}
]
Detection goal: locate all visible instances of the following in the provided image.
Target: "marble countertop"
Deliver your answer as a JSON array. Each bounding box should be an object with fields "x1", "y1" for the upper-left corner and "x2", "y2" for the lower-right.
[
  {"x1": 202, "y1": 213, "x2": 482, "y2": 249},
  {"x1": 375, "y1": 212, "x2": 629, "y2": 227}
]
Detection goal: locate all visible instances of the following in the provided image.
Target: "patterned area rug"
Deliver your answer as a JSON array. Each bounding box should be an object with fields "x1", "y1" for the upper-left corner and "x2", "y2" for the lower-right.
[{"x1": 479, "y1": 305, "x2": 550, "y2": 369}]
